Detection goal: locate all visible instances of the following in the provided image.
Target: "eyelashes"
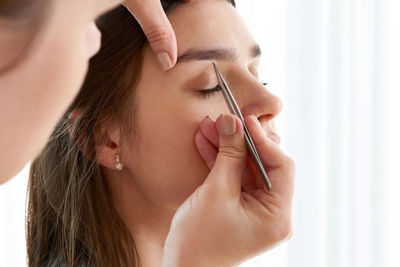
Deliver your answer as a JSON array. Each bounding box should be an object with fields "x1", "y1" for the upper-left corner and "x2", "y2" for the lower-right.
[
  {"x1": 199, "y1": 81, "x2": 269, "y2": 99},
  {"x1": 199, "y1": 85, "x2": 222, "y2": 98}
]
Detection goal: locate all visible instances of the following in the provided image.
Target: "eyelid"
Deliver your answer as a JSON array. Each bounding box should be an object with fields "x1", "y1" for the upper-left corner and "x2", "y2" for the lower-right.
[
  {"x1": 198, "y1": 84, "x2": 221, "y2": 98},
  {"x1": 197, "y1": 79, "x2": 267, "y2": 100},
  {"x1": 200, "y1": 79, "x2": 267, "y2": 92},
  {"x1": 203, "y1": 84, "x2": 220, "y2": 90}
]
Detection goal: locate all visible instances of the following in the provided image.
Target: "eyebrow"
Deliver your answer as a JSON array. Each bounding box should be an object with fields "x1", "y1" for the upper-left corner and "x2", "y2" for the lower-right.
[{"x1": 176, "y1": 44, "x2": 262, "y2": 63}]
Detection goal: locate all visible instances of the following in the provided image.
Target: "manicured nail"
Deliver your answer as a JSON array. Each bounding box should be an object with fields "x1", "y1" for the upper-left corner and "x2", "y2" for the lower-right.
[
  {"x1": 156, "y1": 52, "x2": 173, "y2": 71},
  {"x1": 218, "y1": 114, "x2": 237, "y2": 136},
  {"x1": 205, "y1": 115, "x2": 214, "y2": 122}
]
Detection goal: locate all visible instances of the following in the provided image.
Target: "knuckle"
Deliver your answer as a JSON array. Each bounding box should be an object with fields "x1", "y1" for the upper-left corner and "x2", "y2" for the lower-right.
[
  {"x1": 279, "y1": 221, "x2": 293, "y2": 241},
  {"x1": 268, "y1": 220, "x2": 293, "y2": 244},
  {"x1": 144, "y1": 24, "x2": 171, "y2": 44},
  {"x1": 283, "y1": 156, "x2": 296, "y2": 172},
  {"x1": 218, "y1": 145, "x2": 246, "y2": 160}
]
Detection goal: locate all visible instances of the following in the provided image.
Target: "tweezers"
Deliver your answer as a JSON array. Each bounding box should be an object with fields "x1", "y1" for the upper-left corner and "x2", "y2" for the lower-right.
[{"x1": 213, "y1": 62, "x2": 272, "y2": 191}]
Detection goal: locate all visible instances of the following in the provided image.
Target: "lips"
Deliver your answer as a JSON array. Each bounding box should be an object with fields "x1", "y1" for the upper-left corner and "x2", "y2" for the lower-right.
[
  {"x1": 267, "y1": 134, "x2": 281, "y2": 145},
  {"x1": 258, "y1": 118, "x2": 281, "y2": 145}
]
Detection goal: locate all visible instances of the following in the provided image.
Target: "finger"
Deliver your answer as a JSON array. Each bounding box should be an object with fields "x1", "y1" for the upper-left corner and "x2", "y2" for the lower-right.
[
  {"x1": 205, "y1": 114, "x2": 247, "y2": 198},
  {"x1": 125, "y1": 0, "x2": 178, "y2": 71},
  {"x1": 199, "y1": 116, "x2": 219, "y2": 147},
  {"x1": 194, "y1": 130, "x2": 218, "y2": 169},
  {"x1": 245, "y1": 115, "x2": 295, "y2": 198},
  {"x1": 245, "y1": 115, "x2": 290, "y2": 168}
]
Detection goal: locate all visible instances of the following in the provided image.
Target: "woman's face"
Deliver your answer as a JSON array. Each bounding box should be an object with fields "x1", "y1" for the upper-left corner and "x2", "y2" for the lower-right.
[
  {"x1": 119, "y1": 0, "x2": 282, "y2": 209},
  {"x1": 0, "y1": 0, "x2": 120, "y2": 181}
]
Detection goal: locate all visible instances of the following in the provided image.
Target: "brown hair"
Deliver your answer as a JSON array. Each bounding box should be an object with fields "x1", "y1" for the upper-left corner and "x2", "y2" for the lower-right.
[{"x1": 27, "y1": 1, "x2": 236, "y2": 266}]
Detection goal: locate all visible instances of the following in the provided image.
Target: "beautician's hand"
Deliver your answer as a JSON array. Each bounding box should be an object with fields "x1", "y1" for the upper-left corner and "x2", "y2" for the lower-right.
[
  {"x1": 162, "y1": 114, "x2": 295, "y2": 267},
  {"x1": 124, "y1": 0, "x2": 193, "y2": 71}
]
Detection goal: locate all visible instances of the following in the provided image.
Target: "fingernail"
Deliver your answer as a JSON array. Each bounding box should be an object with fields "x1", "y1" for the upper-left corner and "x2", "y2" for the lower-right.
[
  {"x1": 218, "y1": 114, "x2": 237, "y2": 136},
  {"x1": 205, "y1": 115, "x2": 213, "y2": 122},
  {"x1": 156, "y1": 52, "x2": 173, "y2": 71}
]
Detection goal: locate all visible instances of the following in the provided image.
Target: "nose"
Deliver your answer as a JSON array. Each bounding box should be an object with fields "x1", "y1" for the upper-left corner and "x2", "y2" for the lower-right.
[{"x1": 234, "y1": 74, "x2": 283, "y2": 122}]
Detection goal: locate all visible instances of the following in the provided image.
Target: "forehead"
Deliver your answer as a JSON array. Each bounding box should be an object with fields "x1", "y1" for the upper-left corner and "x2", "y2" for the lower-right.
[{"x1": 167, "y1": 0, "x2": 255, "y2": 56}]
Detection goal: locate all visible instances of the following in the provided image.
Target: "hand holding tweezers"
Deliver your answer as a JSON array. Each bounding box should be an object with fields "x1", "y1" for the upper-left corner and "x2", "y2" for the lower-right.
[{"x1": 213, "y1": 62, "x2": 272, "y2": 191}]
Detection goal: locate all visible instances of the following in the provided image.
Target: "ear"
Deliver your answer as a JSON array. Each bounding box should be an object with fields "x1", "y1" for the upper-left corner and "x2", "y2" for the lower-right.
[
  {"x1": 93, "y1": 125, "x2": 121, "y2": 170},
  {"x1": 68, "y1": 108, "x2": 122, "y2": 170}
]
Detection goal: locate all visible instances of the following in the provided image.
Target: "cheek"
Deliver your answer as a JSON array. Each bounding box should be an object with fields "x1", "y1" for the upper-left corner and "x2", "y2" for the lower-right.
[
  {"x1": 35, "y1": 31, "x2": 89, "y2": 111},
  {"x1": 125, "y1": 107, "x2": 211, "y2": 209},
  {"x1": 126, "y1": 73, "x2": 231, "y2": 208},
  {"x1": 1, "y1": 24, "x2": 91, "y2": 165}
]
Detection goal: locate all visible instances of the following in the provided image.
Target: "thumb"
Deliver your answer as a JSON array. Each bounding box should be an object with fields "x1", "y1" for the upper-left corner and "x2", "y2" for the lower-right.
[
  {"x1": 125, "y1": 0, "x2": 179, "y2": 71},
  {"x1": 205, "y1": 114, "x2": 247, "y2": 198}
]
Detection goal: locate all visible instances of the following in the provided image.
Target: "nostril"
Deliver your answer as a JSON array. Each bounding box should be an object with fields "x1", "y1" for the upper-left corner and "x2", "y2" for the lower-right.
[{"x1": 258, "y1": 113, "x2": 274, "y2": 122}]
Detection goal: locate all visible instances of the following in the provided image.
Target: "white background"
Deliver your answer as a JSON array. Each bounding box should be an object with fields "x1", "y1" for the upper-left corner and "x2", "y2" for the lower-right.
[{"x1": 1, "y1": 0, "x2": 400, "y2": 266}]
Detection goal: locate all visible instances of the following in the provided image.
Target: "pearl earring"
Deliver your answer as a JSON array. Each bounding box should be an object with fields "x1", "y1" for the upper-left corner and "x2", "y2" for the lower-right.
[{"x1": 115, "y1": 154, "x2": 123, "y2": 171}]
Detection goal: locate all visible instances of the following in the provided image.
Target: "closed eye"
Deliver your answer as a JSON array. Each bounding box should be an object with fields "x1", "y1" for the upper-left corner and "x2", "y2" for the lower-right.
[
  {"x1": 198, "y1": 81, "x2": 268, "y2": 99},
  {"x1": 198, "y1": 85, "x2": 221, "y2": 98}
]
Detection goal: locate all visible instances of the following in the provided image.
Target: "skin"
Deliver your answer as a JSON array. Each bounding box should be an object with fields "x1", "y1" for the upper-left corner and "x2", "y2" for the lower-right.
[
  {"x1": 95, "y1": 1, "x2": 295, "y2": 266},
  {"x1": 0, "y1": 0, "x2": 294, "y2": 265},
  {"x1": 0, "y1": 0, "x2": 118, "y2": 182},
  {"x1": 0, "y1": 0, "x2": 191, "y2": 183}
]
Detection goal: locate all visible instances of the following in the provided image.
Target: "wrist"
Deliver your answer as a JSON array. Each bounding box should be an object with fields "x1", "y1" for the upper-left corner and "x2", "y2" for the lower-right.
[{"x1": 162, "y1": 239, "x2": 235, "y2": 267}]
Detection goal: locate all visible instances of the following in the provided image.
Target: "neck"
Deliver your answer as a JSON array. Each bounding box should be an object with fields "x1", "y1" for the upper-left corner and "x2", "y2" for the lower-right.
[{"x1": 106, "y1": 170, "x2": 177, "y2": 267}]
